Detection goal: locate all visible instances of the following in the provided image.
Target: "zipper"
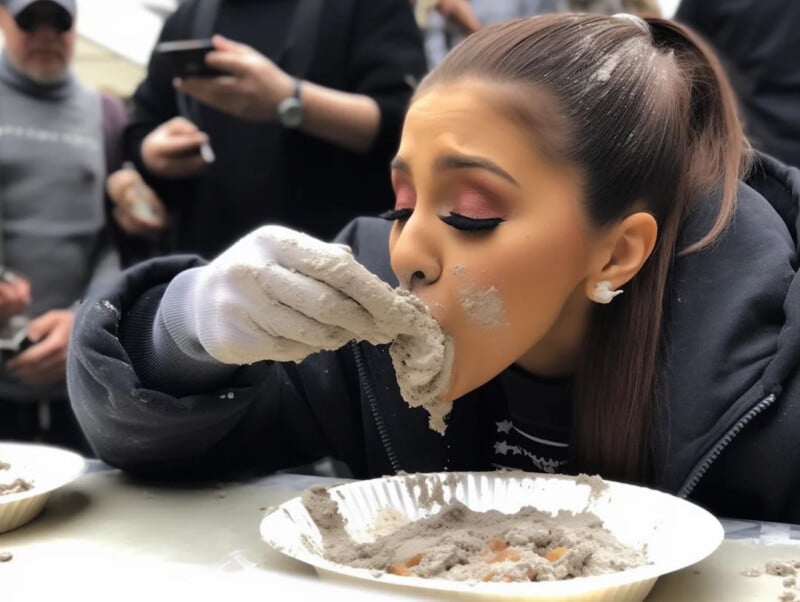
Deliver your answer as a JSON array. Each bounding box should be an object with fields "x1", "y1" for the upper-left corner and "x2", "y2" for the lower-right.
[
  {"x1": 677, "y1": 393, "x2": 777, "y2": 498},
  {"x1": 350, "y1": 342, "x2": 402, "y2": 473}
]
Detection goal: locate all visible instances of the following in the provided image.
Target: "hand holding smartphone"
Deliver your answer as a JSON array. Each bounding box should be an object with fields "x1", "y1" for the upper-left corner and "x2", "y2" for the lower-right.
[
  {"x1": 154, "y1": 39, "x2": 226, "y2": 78},
  {"x1": 0, "y1": 316, "x2": 32, "y2": 364}
]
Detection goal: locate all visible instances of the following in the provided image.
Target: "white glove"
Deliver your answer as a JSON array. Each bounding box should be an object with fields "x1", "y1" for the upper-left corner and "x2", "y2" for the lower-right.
[{"x1": 188, "y1": 225, "x2": 426, "y2": 365}]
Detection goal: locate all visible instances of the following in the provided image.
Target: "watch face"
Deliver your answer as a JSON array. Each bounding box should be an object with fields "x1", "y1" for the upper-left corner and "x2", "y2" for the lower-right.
[{"x1": 279, "y1": 97, "x2": 304, "y2": 128}]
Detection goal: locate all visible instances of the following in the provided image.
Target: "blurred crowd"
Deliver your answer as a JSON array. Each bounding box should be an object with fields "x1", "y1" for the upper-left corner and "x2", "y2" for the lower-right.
[{"x1": 1, "y1": 0, "x2": 799, "y2": 454}]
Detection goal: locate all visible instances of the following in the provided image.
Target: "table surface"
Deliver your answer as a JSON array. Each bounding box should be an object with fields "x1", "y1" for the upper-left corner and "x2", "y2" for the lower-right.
[{"x1": 1, "y1": 463, "x2": 799, "y2": 602}]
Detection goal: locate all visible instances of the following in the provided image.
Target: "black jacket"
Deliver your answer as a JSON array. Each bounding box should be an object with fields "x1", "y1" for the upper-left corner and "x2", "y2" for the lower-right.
[
  {"x1": 67, "y1": 153, "x2": 800, "y2": 523},
  {"x1": 676, "y1": 0, "x2": 800, "y2": 168},
  {"x1": 126, "y1": 0, "x2": 427, "y2": 258}
]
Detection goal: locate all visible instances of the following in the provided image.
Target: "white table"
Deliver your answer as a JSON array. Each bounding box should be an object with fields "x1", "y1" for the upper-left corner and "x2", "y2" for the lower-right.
[{"x1": 1, "y1": 464, "x2": 799, "y2": 601}]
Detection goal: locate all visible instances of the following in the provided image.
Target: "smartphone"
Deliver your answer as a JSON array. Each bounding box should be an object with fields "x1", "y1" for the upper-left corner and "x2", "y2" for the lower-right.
[
  {"x1": 0, "y1": 321, "x2": 33, "y2": 364},
  {"x1": 154, "y1": 39, "x2": 226, "y2": 78}
]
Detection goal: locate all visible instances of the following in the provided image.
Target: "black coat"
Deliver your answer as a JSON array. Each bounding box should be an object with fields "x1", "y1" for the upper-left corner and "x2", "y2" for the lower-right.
[
  {"x1": 676, "y1": 0, "x2": 800, "y2": 168},
  {"x1": 68, "y1": 153, "x2": 800, "y2": 523}
]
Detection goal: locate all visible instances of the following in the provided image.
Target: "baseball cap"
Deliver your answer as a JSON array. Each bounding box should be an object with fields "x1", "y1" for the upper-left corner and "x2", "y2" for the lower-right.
[{"x1": 2, "y1": 0, "x2": 76, "y2": 31}]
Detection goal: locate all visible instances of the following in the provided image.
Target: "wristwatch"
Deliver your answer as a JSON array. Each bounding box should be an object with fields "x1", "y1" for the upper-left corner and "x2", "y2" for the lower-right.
[{"x1": 277, "y1": 78, "x2": 304, "y2": 128}]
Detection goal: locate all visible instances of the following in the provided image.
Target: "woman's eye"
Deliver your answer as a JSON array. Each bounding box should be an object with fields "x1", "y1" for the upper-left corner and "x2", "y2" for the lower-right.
[
  {"x1": 440, "y1": 212, "x2": 504, "y2": 232},
  {"x1": 378, "y1": 208, "x2": 413, "y2": 222}
]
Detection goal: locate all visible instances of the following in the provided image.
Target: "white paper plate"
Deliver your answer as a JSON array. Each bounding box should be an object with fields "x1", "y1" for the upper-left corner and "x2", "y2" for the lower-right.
[
  {"x1": 260, "y1": 471, "x2": 723, "y2": 601},
  {"x1": 0, "y1": 441, "x2": 86, "y2": 534}
]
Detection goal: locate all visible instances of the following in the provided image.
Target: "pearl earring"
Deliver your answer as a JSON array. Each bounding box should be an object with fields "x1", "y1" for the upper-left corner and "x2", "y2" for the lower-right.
[{"x1": 591, "y1": 280, "x2": 623, "y2": 304}]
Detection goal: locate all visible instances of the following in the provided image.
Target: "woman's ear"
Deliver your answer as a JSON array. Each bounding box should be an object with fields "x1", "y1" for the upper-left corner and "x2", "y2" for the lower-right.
[{"x1": 584, "y1": 211, "x2": 658, "y2": 300}]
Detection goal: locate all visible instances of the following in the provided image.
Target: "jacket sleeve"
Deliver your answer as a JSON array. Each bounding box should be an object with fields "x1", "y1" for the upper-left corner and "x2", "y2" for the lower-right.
[
  {"x1": 347, "y1": 0, "x2": 428, "y2": 158},
  {"x1": 66, "y1": 255, "x2": 366, "y2": 480}
]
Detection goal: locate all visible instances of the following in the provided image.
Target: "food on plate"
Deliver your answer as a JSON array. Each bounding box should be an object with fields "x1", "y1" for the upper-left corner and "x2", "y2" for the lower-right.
[
  {"x1": 0, "y1": 459, "x2": 33, "y2": 496},
  {"x1": 300, "y1": 475, "x2": 649, "y2": 582}
]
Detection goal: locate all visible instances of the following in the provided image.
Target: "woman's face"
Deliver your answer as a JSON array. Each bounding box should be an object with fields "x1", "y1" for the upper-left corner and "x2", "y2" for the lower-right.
[{"x1": 389, "y1": 80, "x2": 605, "y2": 401}]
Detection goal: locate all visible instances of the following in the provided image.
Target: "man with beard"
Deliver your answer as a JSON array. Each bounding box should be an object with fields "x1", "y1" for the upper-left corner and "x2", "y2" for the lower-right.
[{"x1": 0, "y1": 0, "x2": 118, "y2": 454}]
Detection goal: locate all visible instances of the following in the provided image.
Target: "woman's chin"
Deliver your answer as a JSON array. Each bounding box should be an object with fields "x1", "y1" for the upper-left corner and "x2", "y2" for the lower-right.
[
  {"x1": 442, "y1": 359, "x2": 513, "y2": 403},
  {"x1": 439, "y1": 374, "x2": 474, "y2": 404}
]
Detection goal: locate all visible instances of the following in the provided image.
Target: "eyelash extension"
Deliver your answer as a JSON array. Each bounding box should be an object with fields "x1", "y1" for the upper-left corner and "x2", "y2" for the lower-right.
[
  {"x1": 440, "y1": 213, "x2": 504, "y2": 232},
  {"x1": 378, "y1": 208, "x2": 413, "y2": 222}
]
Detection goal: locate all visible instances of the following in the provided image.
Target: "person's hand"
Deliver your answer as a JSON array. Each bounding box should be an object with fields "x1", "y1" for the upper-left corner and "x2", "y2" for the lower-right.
[
  {"x1": 0, "y1": 272, "x2": 31, "y2": 325},
  {"x1": 174, "y1": 35, "x2": 294, "y2": 123},
  {"x1": 434, "y1": 0, "x2": 481, "y2": 34},
  {"x1": 106, "y1": 168, "x2": 169, "y2": 235},
  {"x1": 5, "y1": 310, "x2": 74, "y2": 385},
  {"x1": 141, "y1": 116, "x2": 212, "y2": 178},
  {"x1": 411, "y1": 0, "x2": 439, "y2": 27},
  {"x1": 188, "y1": 225, "x2": 423, "y2": 365}
]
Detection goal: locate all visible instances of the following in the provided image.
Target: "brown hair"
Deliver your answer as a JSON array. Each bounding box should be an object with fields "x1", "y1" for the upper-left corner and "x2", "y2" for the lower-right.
[{"x1": 417, "y1": 14, "x2": 751, "y2": 482}]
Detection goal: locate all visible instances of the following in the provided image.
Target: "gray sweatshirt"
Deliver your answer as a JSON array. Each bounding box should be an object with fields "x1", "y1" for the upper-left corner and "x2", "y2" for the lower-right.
[{"x1": 0, "y1": 52, "x2": 119, "y2": 401}]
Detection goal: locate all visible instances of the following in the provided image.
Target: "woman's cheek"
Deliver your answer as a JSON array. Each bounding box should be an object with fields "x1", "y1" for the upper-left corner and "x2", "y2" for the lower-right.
[
  {"x1": 457, "y1": 282, "x2": 509, "y2": 327},
  {"x1": 439, "y1": 284, "x2": 513, "y2": 402},
  {"x1": 449, "y1": 263, "x2": 509, "y2": 328}
]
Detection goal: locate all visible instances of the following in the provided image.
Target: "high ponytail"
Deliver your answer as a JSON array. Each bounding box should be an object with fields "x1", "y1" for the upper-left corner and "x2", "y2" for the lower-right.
[{"x1": 647, "y1": 18, "x2": 752, "y2": 254}]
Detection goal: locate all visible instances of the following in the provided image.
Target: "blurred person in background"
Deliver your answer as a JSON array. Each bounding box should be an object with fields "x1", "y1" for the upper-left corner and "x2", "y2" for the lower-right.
[
  {"x1": 412, "y1": 0, "x2": 482, "y2": 39},
  {"x1": 105, "y1": 164, "x2": 169, "y2": 263},
  {"x1": 0, "y1": 0, "x2": 119, "y2": 454},
  {"x1": 566, "y1": 0, "x2": 660, "y2": 16},
  {"x1": 101, "y1": 92, "x2": 171, "y2": 268},
  {"x1": 418, "y1": 0, "x2": 661, "y2": 70},
  {"x1": 418, "y1": 0, "x2": 566, "y2": 68},
  {"x1": 675, "y1": 0, "x2": 800, "y2": 169},
  {"x1": 123, "y1": 0, "x2": 427, "y2": 260}
]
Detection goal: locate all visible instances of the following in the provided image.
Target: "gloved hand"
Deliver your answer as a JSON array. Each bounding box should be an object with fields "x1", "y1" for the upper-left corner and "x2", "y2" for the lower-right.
[{"x1": 188, "y1": 225, "x2": 424, "y2": 365}]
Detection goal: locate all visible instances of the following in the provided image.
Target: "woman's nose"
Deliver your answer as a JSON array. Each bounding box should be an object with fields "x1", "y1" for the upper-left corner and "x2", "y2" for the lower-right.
[{"x1": 390, "y1": 216, "x2": 442, "y2": 291}]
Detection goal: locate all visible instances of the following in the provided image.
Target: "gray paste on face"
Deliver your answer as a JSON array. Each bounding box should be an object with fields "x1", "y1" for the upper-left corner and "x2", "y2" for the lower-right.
[{"x1": 453, "y1": 264, "x2": 508, "y2": 327}]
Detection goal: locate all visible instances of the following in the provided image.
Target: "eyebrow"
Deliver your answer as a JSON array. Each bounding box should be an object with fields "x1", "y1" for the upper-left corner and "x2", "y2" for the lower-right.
[{"x1": 390, "y1": 155, "x2": 520, "y2": 187}]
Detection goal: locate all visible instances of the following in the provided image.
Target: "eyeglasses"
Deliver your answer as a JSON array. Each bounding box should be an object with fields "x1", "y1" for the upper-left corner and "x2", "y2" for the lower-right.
[{"x1": 15, "y1": 7, "x2": 73, "y2": 33}]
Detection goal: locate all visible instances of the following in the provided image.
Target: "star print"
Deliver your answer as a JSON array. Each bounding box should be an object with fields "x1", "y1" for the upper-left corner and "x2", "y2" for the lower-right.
[
  {"x1": 494, "y1": 441, "x2": 511, "y2": 455},
  {"x1": 496, "y1": 420, "x2": 513, "y2": 434}
]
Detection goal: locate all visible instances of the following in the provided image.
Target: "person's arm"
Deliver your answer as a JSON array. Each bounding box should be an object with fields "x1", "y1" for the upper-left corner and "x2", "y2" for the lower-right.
[
  {"x1": 175, "y1": 0, "x2": 427, "y2": 155},
  {"x1": 173, "y1": 36, "x2": 381, "y2": 153},
  {"x1": 124, "y1": 4, "x2": 202, "y2": 200},
  {"x1": 294, "y1": 81, "x2": 381, "y2": 153},
  {"x1": 5, "y1": 235, "x2": 120, "y2": 387},
  {"x1": 346, "y1": 0, "x2": 429, "y2": 158},
  {"x1": 66, "y1": 221, "x2": 417, "y2": 479},
  {"x1": 66, "y1": 255, "x2": 354, "y2": 479},
  {"x1": 434, "y1": 0, "x2": 481, "y2": 36},
  {"x1": 621, "y1": 0, "x2": 661, "y2": 17}
]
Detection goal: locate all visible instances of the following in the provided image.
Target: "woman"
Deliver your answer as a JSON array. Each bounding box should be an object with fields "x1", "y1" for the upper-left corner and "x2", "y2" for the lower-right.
[{"x1": 67, "y1": 14, "x2": 800, "y2": 523}]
